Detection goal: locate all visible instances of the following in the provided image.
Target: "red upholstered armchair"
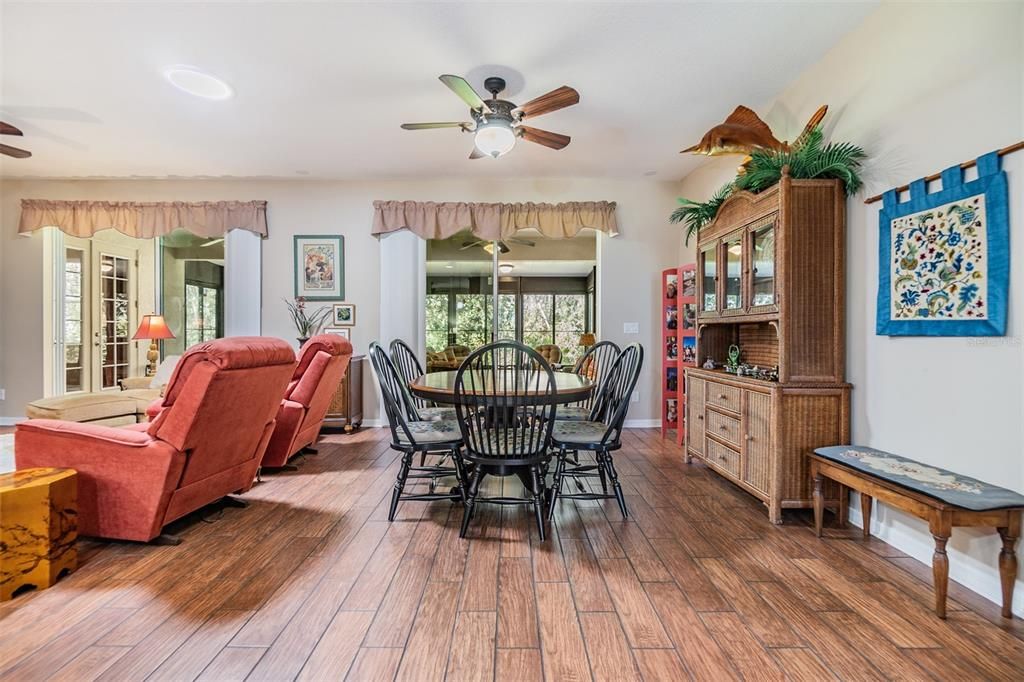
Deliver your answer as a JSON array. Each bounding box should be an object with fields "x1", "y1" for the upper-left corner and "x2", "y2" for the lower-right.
[
  {"x1": 262, "y1": 334, "x2": 353, "y2": 469},
  {"x1": 15, "y1": 337, "x2": 296, "y2": 542}
]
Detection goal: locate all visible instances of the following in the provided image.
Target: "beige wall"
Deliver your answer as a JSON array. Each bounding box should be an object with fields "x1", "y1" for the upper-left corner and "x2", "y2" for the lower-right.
[
  {"x1": 1, "y1": 177, "x2": 682, "y2": 423},
  {"x1": 677, "y1": 2, "x2": 1024, "y2": 613}
]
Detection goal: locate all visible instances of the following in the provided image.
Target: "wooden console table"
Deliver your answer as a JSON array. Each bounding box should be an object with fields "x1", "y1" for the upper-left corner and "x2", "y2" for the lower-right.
[
  {"x1": 324, "y1": 354, "x2": 364, "y2": 432},
  {"x1": 810, "y1": 446, "x2": 1023, "y2": 619}
]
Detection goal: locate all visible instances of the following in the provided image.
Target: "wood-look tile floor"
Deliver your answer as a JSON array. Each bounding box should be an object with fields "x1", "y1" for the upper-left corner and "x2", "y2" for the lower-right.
[{"x1": 2, "y1": 427, "x2": 1022, "y2": 681}]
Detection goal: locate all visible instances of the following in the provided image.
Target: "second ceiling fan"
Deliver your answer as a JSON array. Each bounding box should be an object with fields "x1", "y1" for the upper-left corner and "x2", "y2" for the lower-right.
[{"x1": 401, "y1": 74, "x2": 579, "y2": 159}]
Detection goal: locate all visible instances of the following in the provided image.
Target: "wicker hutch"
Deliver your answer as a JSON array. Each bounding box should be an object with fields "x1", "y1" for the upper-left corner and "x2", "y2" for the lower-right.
[{"x1": 685, "y1": 170, "x2": 850, "y2": 523}]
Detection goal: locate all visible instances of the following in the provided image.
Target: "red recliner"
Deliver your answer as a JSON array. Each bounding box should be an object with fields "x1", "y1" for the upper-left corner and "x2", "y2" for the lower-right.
[
  {"x1": 15, "y1": 337, "x2": 296, "y2": 542},
  {"x1": 261, "y1": 334, "x2": 353, "y2": 468}
]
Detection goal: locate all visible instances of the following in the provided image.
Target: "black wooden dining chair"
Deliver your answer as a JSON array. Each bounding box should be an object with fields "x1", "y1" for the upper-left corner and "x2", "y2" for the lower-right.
[
  {"x1": 389, "y1": 339, "x2": 457, "y2": 422},
  {"x1": 549, "y1": 343, "x2": 644, "y2": 520},
  {"x1": 369, "y1": 342, "x2": 468, "y2": 521},
  {"x1": 557, "y1": 340, "x2": 620, "y2": 421},
  {"x1": 453, "y1": 341, "x2": 559, "y2": 540}
]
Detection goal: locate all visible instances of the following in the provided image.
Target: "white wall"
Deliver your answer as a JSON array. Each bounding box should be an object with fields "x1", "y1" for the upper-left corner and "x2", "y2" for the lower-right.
[
  {"x1": 0, "y1": 177, "x2": 681, "y2": 424},
  {"x1": 677, "y1": 2, "x2": 1024, "y2": 614}
]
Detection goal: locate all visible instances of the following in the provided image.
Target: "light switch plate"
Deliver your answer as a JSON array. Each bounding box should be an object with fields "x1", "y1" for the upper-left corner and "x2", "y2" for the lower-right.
[
  {"x1": 623, "y1": 322, "x2": 639, "y2": 334},
  {"x1": 0, "y1": 388, "x2": 5, "y2": 401}
]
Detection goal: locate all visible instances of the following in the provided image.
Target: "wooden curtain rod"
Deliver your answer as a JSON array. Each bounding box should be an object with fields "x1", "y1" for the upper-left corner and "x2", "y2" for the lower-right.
[{"x1": 864, "y1": 140, "x2": 1024, "y2": 204}]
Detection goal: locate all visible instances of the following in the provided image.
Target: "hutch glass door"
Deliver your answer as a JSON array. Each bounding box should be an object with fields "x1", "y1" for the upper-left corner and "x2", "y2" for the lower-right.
[
  {"x1": 724, "y1": 234, "x2": 743, "y2": 311},
  {"x1": 750, "y1": 222, "x2": 776, "y2": 308},
  {"x1": 700, "y1": 245, "x2": 717, "y2": 313}
]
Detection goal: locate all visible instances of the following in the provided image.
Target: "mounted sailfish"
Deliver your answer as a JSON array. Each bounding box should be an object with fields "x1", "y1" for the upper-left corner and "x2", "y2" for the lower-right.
[{"x1": 681, "y1": 105, "x2": 828, "y2": 172}]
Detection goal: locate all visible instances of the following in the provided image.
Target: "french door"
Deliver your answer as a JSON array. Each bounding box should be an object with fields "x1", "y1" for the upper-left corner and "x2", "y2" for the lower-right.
[{"x1": 61, "y1": 236, "x2": 138, "y2": 393}]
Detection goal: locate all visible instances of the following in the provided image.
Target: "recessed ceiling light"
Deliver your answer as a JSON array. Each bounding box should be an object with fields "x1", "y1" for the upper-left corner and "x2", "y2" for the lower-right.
[
  {"x1": 499, "y1": 263, "x2": 515, "y2": 274},
  {"x1": 643, "y1": 170, "x2": 657, "y2": 176},
  {"x1": 445, "y1": 262, "x2": 455, "y2": 269},
  {"x1": 163, "y1": 66, "x2": 234, "y2": 100}
]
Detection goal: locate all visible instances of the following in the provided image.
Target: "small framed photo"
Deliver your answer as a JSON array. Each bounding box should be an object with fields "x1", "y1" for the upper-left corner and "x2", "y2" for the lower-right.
[
  {"x1": 324, "y1": 327, "x2": 351, "y2": 340},
  {"x1": 294, "y1": 235, "x2": 344, "y2": 300},
  {"x1": 331, "y1": 303, "x2": 356, "y2": 326}
]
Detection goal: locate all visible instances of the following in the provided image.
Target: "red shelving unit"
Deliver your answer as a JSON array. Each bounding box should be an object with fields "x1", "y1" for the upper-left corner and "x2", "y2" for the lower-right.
[{"x1": 661, "y1": 264, "x2": 696, "y2": 445}]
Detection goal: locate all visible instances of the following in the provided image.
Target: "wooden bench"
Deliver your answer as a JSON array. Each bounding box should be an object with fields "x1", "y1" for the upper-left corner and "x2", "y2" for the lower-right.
[{"x1": 809, "y1": 446, "x2": 1023, "y2": 619}]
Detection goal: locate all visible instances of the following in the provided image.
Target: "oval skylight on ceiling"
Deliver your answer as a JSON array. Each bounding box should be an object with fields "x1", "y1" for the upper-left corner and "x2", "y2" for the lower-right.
[{"x1": 163, "y1": 66, "x2": 234, "y2": 100}]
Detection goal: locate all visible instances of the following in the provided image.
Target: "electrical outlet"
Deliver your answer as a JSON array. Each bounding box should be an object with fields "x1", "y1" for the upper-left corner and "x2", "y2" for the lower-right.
[
  {"x1": 623, "y1": 322, "x2": 639, "y2": 335},
  {"x1": 0, "y1": 388, "x2": 5, "y2": 400},
  {"x1": 630, "y1": 390, "x2": 639, "y2": 403}
]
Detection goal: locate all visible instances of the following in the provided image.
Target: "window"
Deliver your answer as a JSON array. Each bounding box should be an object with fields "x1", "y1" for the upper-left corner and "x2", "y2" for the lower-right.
[
  {"x1": 185, "y1": 283, "x2": 220, "y2": 348},
  {"x1": 64, "y1": 248, "x2": 85, "y2": 392},
  {"x1": 99, "y1": 253, "x2": 131, "y2": 389},
  {"x1": 554, "y1": 294, "x2": 586, "y2": 364},
  {"x1": 425, "y1": 294, "x2": 449, "y2": 351},
  {"x1": 454, "y1": 294, "x2": 489, "y2": 349},
  {"x1": 522, "y1": 293, "x2": 553, "y2": 349}
]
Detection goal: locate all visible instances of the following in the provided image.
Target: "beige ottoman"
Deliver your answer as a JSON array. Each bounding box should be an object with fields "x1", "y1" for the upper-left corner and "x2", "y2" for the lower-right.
[{"x1": 25, "y1": 392, "x2": 154, "y2": 427}]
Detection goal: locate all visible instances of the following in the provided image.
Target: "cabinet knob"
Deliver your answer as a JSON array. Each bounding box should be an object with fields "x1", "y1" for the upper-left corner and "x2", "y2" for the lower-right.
[
  {"x1": 718, "y1": 394, "x2": 727, "y2": 400},
  {"x1": 745, "y1": 435, "x2": 753, "y2": 441},
  {"x1": 719, "y1": 425, "x2": 728, "y2": 431},
  {"x1": 697, "y1": 415, "x2": 703, "y2": 421},
  {"x1": 718, "y1": 455, "x2": 727, "y2": 461}
]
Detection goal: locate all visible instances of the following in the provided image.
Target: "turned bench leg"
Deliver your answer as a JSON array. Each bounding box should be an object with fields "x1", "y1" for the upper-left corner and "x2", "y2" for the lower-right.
[
  {"x1": 929, "y1": 511, "x2": 952, "y2": 619},
  {"x1": 812, "y1": 472, "x2": 824, "y2": 538},
  {"x1": 860, "y1": 493, "x2": 872, "y2": 540},
  {"x1": 997, "y1": 513, "x2": 1020, "y2": 619}
]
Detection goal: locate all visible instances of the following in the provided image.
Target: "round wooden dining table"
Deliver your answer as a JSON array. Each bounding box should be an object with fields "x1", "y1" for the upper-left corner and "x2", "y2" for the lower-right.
[{"x1": 409, "y1": 369, "x2": 594, "y2": 406}]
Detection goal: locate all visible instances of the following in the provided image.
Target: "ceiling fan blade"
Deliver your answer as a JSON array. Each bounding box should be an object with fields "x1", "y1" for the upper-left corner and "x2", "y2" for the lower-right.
[
  {"x1": 400, "y1": 121, "x2": 470, "y2": 130},
  {"x1": 508, "y1": 237, "x2": 536, "y2": 247},
  {"x1": 0, "y1": 121, "x2": 24, "y2": 136},
  {"x1": 497, "y1": 242, "x2": 510, "y2": 254},
  {"x1": 516, "y1": 86, "x2": 579, "y2": 118},
  {"x1": 469, "y1": 147, "x2": 485, "y2": 160},
  {"x1": 0, "y1": 143, "x2": 31, "y2": 159},
  {"x1": 519, "y1": 126, "x2": 571, "y2": 150},
  {"x1": 439, "y1": 75, "x2": 492, "y2": 114},
  {"x1": 460, "y1": 240, "x2": 485, "y2": 250}
]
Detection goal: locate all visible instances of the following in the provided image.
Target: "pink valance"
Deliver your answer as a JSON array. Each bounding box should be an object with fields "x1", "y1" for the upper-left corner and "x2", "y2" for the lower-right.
[
  {"x1": 18, "y1": 199, "x2": 268, "y2": 239},
  {"x1": 372, "y1": 200, "x2": 618, "y2": 241}
]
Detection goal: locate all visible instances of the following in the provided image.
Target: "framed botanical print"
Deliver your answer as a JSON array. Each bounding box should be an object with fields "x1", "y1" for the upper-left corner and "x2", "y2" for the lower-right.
[
  {"x1": 332, "y1": 303, "x2": 356, "y2": 326},
  {"x1": 324, "y1": 327, "x2": 351, "y2": 340},
  {"x1": 294, "y1": 235, "x2": 344, "y2": 300}
]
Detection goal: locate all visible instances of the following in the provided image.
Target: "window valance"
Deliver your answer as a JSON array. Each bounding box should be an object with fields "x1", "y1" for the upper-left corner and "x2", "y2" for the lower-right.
[
  {"x1": 372, "y1": 200, "x2": 618, "y2": 241},
  {"x1": 18, "y1": 199, "x2": 268, "y2": 239}
]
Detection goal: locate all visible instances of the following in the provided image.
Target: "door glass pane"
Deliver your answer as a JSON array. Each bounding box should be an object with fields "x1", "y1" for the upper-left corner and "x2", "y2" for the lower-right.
[
  {"x1": 554, "y1": 294, "x2": 586, "y2": 365},
  {"x1": 99, "y1": 254, "x2": 131, "y2": 389},
  {"x1": 64, "y1": 248, "x2": 85, "y2": 392},
  {"x1": 185, "y1": 281, "x2": 222, "y2": 348},
  {"x1": 752, "y1": 224, "x2": 775, "y2": 306},
  {"x1": 725, "y1": 236, "x2": 742, "y2": 310},
  {"x1": 701, "y1": 246, "x2": 717, "y2": 312},
  {"x1": 522, "y1": 294, "x2": 554, "y2": 349},
  {"x1": 425, "y1": 294, "x2": 449, "y2": 352},
  {"x1": 454, "y1": 294, "x2": 488, "y2": 350},
  {"x1": 497, "y1": 294, "x2": 516, "y2": 341}
]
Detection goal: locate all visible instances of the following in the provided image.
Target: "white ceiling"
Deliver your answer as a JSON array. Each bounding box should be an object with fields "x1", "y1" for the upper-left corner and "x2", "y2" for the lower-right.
[{"x1": 0, "y1": 1, "x2": 875, "y2": 181}]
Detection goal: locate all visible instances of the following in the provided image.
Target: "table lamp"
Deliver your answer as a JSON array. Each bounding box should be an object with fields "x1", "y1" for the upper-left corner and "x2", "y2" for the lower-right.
[
  {"x1": 133, "y1": 314, "x2": 175, "y2": 376},
  {"x1": 578, "y1": 332, "x2": 596, "y2": 349}
]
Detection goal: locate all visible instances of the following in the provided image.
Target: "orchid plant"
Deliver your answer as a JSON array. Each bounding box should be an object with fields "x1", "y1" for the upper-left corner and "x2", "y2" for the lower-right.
[{"x1": 285, "y1": 297, "x2": 331, "y2": 339}]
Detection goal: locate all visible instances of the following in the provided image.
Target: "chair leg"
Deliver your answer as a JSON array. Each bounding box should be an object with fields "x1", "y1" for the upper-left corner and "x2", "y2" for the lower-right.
[
  {"x1": 451, "y1": 447, "x2": 469, "y2": 504},
  {"x1": 547, "y1": 446, "x2": 567, "y2": 522},
  {"x1": 460, "y1": 467, "x2": 483, "y2": 538},
  {"x1": 529, "y1": 465, "x2": 546, "y2": 542},
  {"x1": 596, "y1": 451, "x2": 609, "y2": 495},
  {"x1": 603, "y1": 450, "x2": 628, "y2": 519},
  {"x1": 389, "y1": 452, "x2": 413, "y2": 522}
]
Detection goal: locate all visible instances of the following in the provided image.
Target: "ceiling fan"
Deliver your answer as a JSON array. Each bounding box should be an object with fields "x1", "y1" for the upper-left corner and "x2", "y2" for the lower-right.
[
  {"x1": 0, "y1": 122, "x2": 31, "y2": 159},
  {"x1": 401, "y1": 75, "x2": 579, "y2": 159},
  {"x1": 460, "y1": 236, "x2": 537, "y2": 254}
]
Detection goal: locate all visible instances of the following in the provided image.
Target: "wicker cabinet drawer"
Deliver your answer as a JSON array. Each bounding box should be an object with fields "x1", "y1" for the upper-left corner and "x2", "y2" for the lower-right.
[
  {"x1": 705, "y1": 438, "x2": 741, "y2": 478},
  {"x1": 706, "y1": 382, "x2": 741, "y2": 413},
  {"x1": 706, "y1": 409, "x2": 740, "y2": 446}
]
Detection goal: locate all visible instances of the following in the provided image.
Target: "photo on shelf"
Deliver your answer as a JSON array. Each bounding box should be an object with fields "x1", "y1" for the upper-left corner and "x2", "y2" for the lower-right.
[
  {"x1": 666, "y1": 305, "x2": 678, "y2": 330},
  {"x1": 682, "y1": 303, "x2": 696, "y2": 330},
  {"x1": 682, "y1": 268, "x2": 696, "y2": 297},
  {"x1": 682, "y1": 336, "x2": 696, "y2": 364},
  {"x1": 666, "y1": 398, "x2": 678, "y2": 423},
  {"x1": 665, "y1": 273, "x2": 678, "y2": 299},
  {"x1": 666, "y1": 366, "x2": 678, "y2": 392},
  {"x1": 666, "y1": 335, "x2": 678, "y2": 360}
]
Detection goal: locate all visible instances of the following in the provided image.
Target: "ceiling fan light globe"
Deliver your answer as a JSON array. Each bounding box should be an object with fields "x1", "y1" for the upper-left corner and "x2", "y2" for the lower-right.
[{"x1": 474, "y1": 122, "x2": 516, "y2": 158}]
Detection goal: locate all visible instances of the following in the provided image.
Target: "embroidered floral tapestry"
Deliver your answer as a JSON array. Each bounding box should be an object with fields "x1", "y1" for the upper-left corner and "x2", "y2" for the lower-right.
[{"x1": 876, "y1": 151, "x2": 1008, "y2": 336}]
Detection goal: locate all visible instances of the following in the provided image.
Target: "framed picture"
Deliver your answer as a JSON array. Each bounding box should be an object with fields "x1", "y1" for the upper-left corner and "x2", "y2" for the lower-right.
[
  {"x1": 324, "y1": 327, "x2": 351, "y2": 340},
  {"x1": 332, "y1": 303, "x2": 356, "y2": 326},
  {"x1": 294, "y1": 235, "x2": 344, "y2": 300},
  {"x1": 681, "y1": 268, "x2": 696, "y2": 297}
]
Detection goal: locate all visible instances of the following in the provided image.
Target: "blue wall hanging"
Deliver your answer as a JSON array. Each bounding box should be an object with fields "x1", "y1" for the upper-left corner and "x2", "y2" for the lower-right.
[{"x1": 876, "y1": 151, "x2": 1008, "y2": 336}]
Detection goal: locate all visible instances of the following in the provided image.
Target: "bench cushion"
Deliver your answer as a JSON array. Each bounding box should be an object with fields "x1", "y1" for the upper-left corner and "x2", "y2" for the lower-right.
[{"x1": 814, "y1": 446, "x2": 1024, "y2": 511}]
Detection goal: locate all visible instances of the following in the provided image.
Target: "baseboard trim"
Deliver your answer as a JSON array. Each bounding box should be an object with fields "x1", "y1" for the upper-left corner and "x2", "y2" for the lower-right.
[
  {"x1": 623, "y1": 419, "x2": 660, "y2": 428},
  {"x1": 846, "y1": 498, "x2": 1023, "y2": 618},
  {"x1": 0, "y1": 417, "x2": 25, "y2": 426}
]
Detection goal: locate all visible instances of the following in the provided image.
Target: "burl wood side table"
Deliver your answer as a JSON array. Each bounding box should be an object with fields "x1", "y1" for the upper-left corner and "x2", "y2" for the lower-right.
[{"x1": 0, "y1": 467, "x2": 78, "y2": 601}]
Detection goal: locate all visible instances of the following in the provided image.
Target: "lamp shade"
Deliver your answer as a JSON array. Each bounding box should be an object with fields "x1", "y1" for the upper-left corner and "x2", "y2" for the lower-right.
[
  {"x1": 132, "y1": 314, "x2": 175, "y2": 340},
  {"x1": 578, "y1": 332, "x2": 596, "y2": 347}
]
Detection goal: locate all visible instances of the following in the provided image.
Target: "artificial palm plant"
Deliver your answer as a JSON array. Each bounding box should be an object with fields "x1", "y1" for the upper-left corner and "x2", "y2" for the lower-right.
[{"x1": 671, "y1": 125, "x2": 866, "y2": 244}]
